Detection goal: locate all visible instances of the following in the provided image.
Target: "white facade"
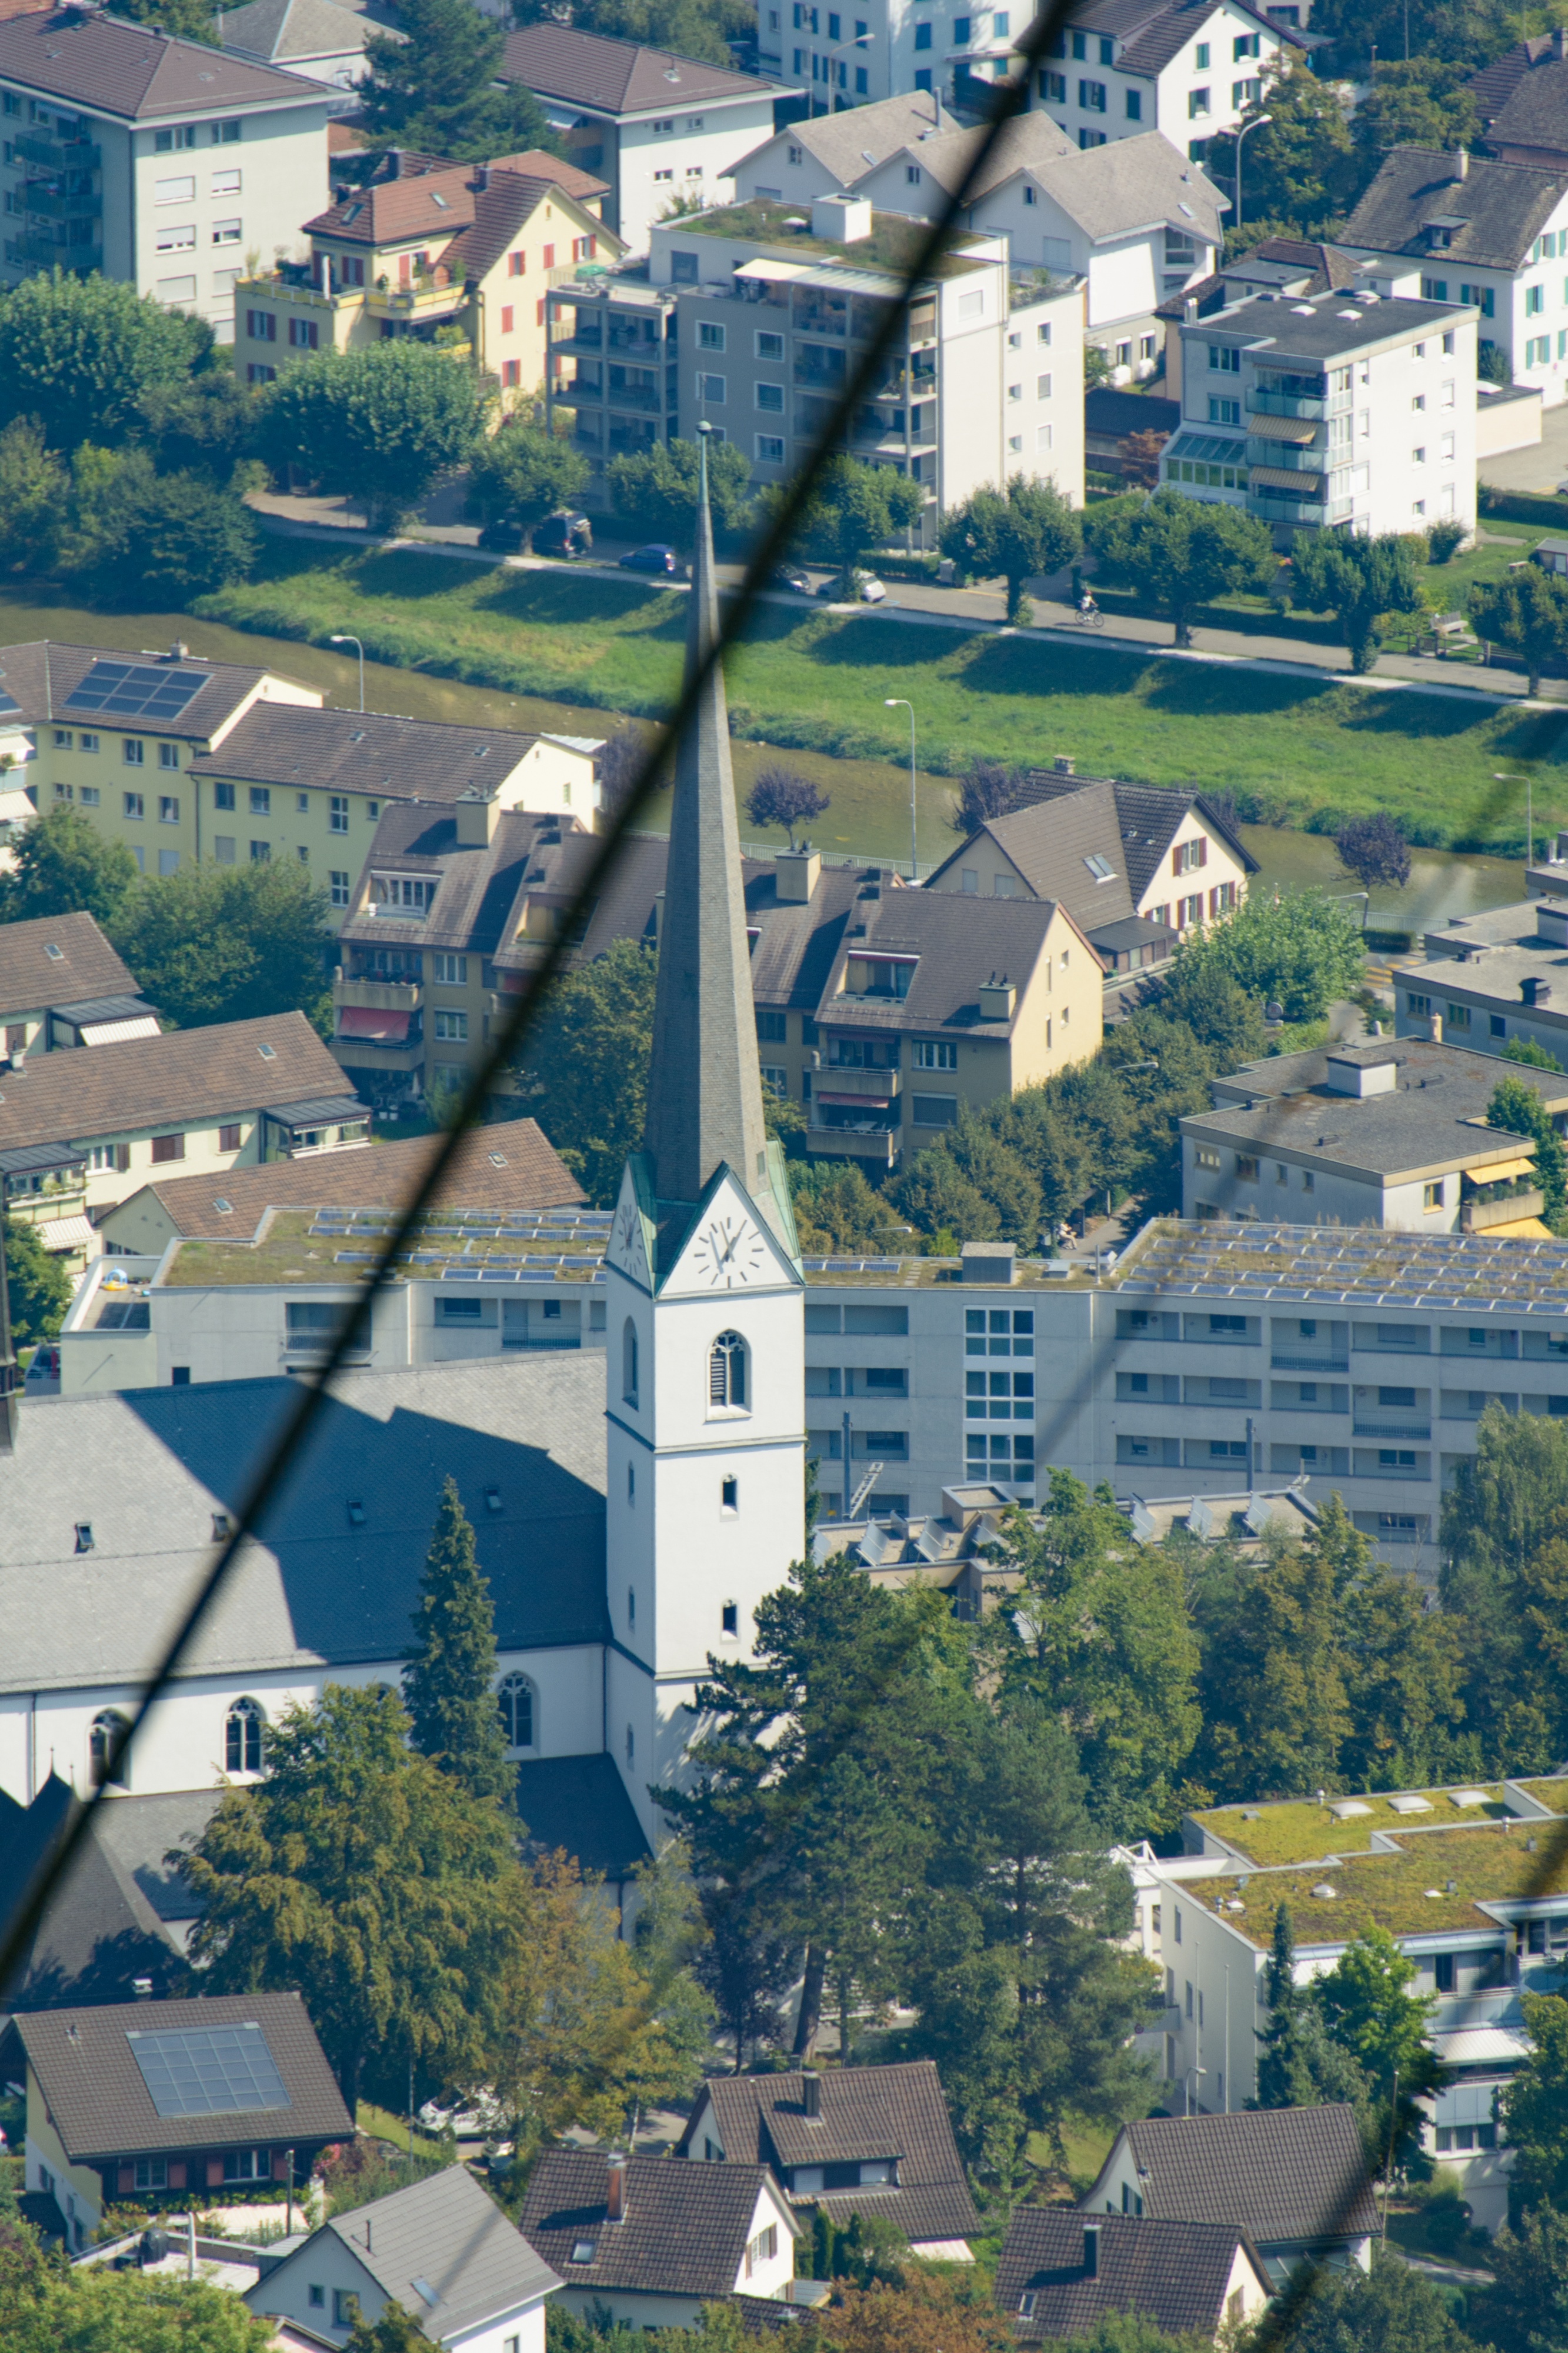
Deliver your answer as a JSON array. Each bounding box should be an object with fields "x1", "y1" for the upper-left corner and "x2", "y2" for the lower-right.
[
  {"x1": 1029, "y1": 0, "x2": 1292, "y2": 160},
  {"x1": 537, "y1": 91, "x2": 792, "y2": 254}
]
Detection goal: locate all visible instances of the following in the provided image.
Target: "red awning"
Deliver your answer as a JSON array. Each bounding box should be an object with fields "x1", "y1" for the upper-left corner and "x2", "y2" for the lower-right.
[{"x1": 337, "y1": 1008, "x2": 411, "y2": 1042}]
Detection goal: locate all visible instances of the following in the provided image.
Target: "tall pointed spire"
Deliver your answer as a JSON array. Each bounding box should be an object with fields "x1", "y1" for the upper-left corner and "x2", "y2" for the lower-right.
[{"x1": 643, "y1": 426, "x2": 786, "y2": 1245}]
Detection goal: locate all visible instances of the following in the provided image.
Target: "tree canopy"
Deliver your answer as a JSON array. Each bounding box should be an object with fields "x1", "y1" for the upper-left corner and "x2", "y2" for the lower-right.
[
  {"x1": 745, "y1": 766, "x2": 830, "y2": 848},
  {"x1": 1290, "y1": 531, "x2": 1426, "y2": 674},
  {"x1": 1223, "y1": 69, "x2": 1355, "y2": 234},
  {"x1": 253, "y1": 344, "x2": 489, "y2": 532},
  {"x1": 514, "y1": 935, "x2": 658, "y2": 1205},
  {"x1": 403, "y1": 1477, "x2": 516, "y2": 1804},
  {"x1": 1470, "y1": 567, "x2": 1568, "y2": 698},
  {"x1": 939, "y1": 475, "x2": 1080, "y2": 624},
  {"x1": 2, "y1": 1217, "x2": 72, "y2": 1349},
  {"x1": 1085, "y1": 486, "x2": 1275, "y2": 646},
  {"x1": 608, "y1": 435, "x2": 753, "y2": 542},
  {"x1": 360, "y1": 0, "x2": 556, "y2": 159},
  {"x1": 112, "y1": 854, "x2": 333, "y2": 1033},
  {"x1": 1167, "y1": 888, "x2": 1365, "y2": 1022},
  {"x1": 1336, "y1": 814, "x2": 1412, "y2": 892},
  {"x1": 1487, "y1": 1072, "x2": 1568, "y2": 1225},
  {"x1": 0, "y1": 801, "x2": 139, "y2": 930},
  {"x1": 775, "y1": 454, "x2": 925, "y2": 581},
  {"x1": 466, "y1": 422, "x2": 591, "y2": 551},
  {"x1": 1502, "y1": 1991, "x2": 1568, "y2": 2212},
  {"x1": 1441, "y1": 1406, "x2": 1568, "y2": 1772},
  {"x1": 0, "y1": 271, "x2": 215, "y2": 453}
]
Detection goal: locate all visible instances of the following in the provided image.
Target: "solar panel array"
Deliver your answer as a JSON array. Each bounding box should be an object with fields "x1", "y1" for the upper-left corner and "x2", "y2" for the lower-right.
[
  {"x1": 309, "y1": 1207, "x2": 613, "y2": 1285},
  {"x1": 126, "y1": 2022, "x2": 292, "y2": 2119},
  {"x1": 1117, "y1": 1221, "x2": 1568, "y2": 1314},
  {"x1": 61, "y1": 660, "x2": 211, "y2": 724}
]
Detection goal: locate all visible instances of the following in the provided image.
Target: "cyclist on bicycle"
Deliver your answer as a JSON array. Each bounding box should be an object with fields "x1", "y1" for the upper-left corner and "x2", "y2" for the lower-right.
[{"x1": 1079, "y1": 593, "x2": 1099, "y2": 619}]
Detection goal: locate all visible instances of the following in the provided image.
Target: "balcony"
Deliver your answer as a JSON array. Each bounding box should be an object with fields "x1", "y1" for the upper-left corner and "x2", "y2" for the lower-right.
[
  {"x1": 816, "y1": 1066, "x2": 901, "y2": 1101},
  {"x1": 1272, "y1": 1352, "x2": 1349, "y2": 1371},
  {"x1": 366, "y1": 274, "x2": 466, "y2": 322},
  {"x1": 11, "y1": 230, "x2": 98, "y2": 269},
  {"x1": 1463, "y1": 1187, "x2": 1545, "y2": 1231},
  {"x1": 14, "y1": 132, "x2": 99, "y2": 170},
  {"x1": 1247, "y1": 387, "x2": 1326, "y2": 420},
  {"x1": 607, "y1": 321, "x2": 660, "y2": 352},
  {"x1": 1353, "y1": 1420, "x2": 1432, "y2": 1440},
  {"x1": 1250, "y1": 492, "x2": 1326, "y2": 525},
  {"x1": 604, "y1": 378, "x2": 661, "y2": 413},
  {"x1": 807, "y1": 1123, "x2": 899, "y2": 1166},
  {"x1": 23, "y1": 187, "x2": 101, "y2": 222}
]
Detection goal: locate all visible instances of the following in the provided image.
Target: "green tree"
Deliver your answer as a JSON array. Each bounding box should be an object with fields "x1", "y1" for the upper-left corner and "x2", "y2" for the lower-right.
[
  {"x1": 1290, "y1": 531, "x2": 1426, "y2": 673},
  {"x1": 0, "y1": 801, "x2": 139, "y2": 929},
  {"x1": 607, "y1": 434, "x2": 753, "y2": 543},
  {"x1": 773, "y1": 452, "x2": 925, "y2": 587},
  {"x1": 403, "y1": 1477, "x2": 516, "y2": 1804},
  {"x1": 177, "y1": 1683, "x2": 533, "y2": 2107},
  {"x1": 788, "y1": 1160, "x2": 895, "y2": 1254},
  {"x1": 1336, "y1": 814, "x2": 1412, "y2": 891},
  {"x1": 361, "y1": 0, "x2": 555, "y2": 159},
  {"x1": 0, "y1": 2249, "x2": 273, "y2": 2349},
  {"x1": 253, "y1": 344, "x2": 489, "y2": 532},
  {"x1": 466, "y1": 422, "x2": 591, "y2": 551},
  {"x1": 1502, "y1": 1991, "x2": 1568, "y2": 2212},
  {"x1": 744, "y1": 765, "x2": 829, "y2": 849},
  {"x1": 1190, "y1": 1523, "x2": 1351, "y2": 1801},
  {"x1": 1167, "y1": 888, "x2": 1365, "y2": 1023},
  {"x1": 1442, "y1": 1405, "x2": 1568, "y2": 1771},
  {"x1": 627, "y1": 1839, "x2": 718, "y2": 2102},
  {"x1": 1348, "y1": 63, "x2": 1479, "y2": 206},
  {"x1": 886, "y1": 1145, "x2": 999, "y2": 1245},
  {"x1": 1255, "y1": 1902, "x2": 1373, "y2": 2126},
  {"x1": 346, "y1": 2299, "x2": 429, "y2": 2353},
  {"x1": 1265, "y1": 2247, "x2": 1475, "y2": 2353},
  {"x1": 513, "y1": 936, "x2": 657, "y2": 1205},
  {"x1": 2, "y1": 1215, "x2": 72, "y2": 1349},
  {"x1": 1084, "y1": 485, "x2": 1274, "y2": 647},
  {"x1": 0, "y1": 418, "x2": 66, "y2": 572},
  {"x1": 1487, "y1": 1072, "x2": 1568, "y2": 1225},
  {"x1": 1316, "y1": 1924, "x2": 1441, "y2": 2165},
  {"x1": 1470, "y1": 567, "x2": 1568, "y2": 698},
  {"x1": 0, "y1": 269, "x2": 213, "y2": 453},
  {"x1": 85, "y1": 465, "x2": 259, "y2": 605},
  {"x1": 935, "y1": 1110, "x2": 1042, "y2": 1246},
  {"x1": 114, "y1": 0, "x2": 221, "y2": 39},
  {"x1": 1307, "y1": 0, "x2": 1520, "y2": 69},
  {"x1": 1225, "y1": 69, "x2": 1355, "y2": 234},
  {"x1": 939, "y1": 474, "x2": 1080, "y2": 623},
  {"x1": 1503, "y1": 1038, "x2": 1564, "y2": 1072},
  {"x1": 979, "y1": 1477, "x2": 1202, "y2": 1841},
  {"x1": 112, "y1": 856, "x2": 333, "y2": 1032},
  {"x1": 1487, "y1": 2199, "x2": 1568, "y2": 2353}
]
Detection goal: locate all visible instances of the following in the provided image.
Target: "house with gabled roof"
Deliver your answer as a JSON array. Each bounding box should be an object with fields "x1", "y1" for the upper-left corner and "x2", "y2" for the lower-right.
[
  {"x1": 1469, "y1": 31, "x2": 1568, "y2": 172},
  {"x1": 1, "y1": 1990, "x2": 351, "y2": 2249},
  {"x1": 678, "y1": 2061, "x2": 980, "y2": 2258},
  {"x1": 996, "y1": 2210, "x2": 1272, "y2": 2344},
  {"x1": 0, "y1": 911, "x2": 153, "y2": 1067},
  {"x1": 521, "y1": 2149, "x2": 800, "y2": 2332}
]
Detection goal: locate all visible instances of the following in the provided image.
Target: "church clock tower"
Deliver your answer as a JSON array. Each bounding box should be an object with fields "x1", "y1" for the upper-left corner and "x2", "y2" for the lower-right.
[{"x1": 602, "y1": 429, "x2": 804, "y2": 1847}]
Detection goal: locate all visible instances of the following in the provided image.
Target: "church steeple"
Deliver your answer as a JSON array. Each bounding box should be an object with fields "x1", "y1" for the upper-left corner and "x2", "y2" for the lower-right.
[{"x1": 642, "y1": 425, "x2": 789, "y2": 1250}]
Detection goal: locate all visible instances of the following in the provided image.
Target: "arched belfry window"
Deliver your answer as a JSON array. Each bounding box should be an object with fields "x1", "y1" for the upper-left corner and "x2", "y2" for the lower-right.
[
  {"x1": 90, "y1": 1710, "x2": 130, "y2": 1789},
  {"x1": 623, "y1": 1319, "x2": 639, "y2": 1408},
  {"x1": 225, "y1": 1697, "x2": 263, "y2": 1775},
  {"x1": 497, "y1": 1673, "x2": 536, "y2": 1754},
  {"x1": 709, "y1": 1330, "x2": 748, "y2": 1411}
]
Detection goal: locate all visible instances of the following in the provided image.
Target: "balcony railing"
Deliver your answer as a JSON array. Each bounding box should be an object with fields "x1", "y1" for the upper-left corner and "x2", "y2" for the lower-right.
[
  {"x1": 1463, "y1": 1188, "x2": 1545, "y2": 1231},
  {"x1": 366, "y1": 277, "x2": 465, "y2": 318},
  {"x1": 1353, "y1": 1421, "x2": 1432, "y2": 1440},
  {"x1": 818, "y1": 1066, "x2": 900, "y2": 1099},
  {"x1": 1250, "y1": 492, "x2": 1325, "y2": 524},
  {"x1": 1271, "y1": 1352, "x2": 1349, "y2": 1371},
  {"x1": 807, "y1": 1123, "x2": 898, "y2": 1166},
  {"x1": 14, "y1": 133, "x2": 99, "y2": 170},
  {"x1": 23, "y1": 187, "x2": 101, "y2": 222},
  {"x1": 1247, "y1": 388, "x2": 1326, "y2": 420},
  {"x1": 10, "y1": 231, "x2": 99, "y2": 270}
]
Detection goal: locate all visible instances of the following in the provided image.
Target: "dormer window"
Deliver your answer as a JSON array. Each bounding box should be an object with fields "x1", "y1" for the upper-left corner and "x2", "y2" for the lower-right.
[
  {"x1": 843, "y1": 952, "x2": 916, "y2": 999},
  {"x1": 369, "y1": 874, "x2": 436, "y2": 916}
]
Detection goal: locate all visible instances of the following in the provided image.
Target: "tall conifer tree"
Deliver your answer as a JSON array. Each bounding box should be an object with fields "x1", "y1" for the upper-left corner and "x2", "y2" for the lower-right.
[{"x1": 403, "y1": 1478, "x2": 515, "y2": 1804}]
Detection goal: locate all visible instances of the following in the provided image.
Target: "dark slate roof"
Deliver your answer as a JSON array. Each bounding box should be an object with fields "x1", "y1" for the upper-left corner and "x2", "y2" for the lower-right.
[
  {"x1": 0, "y1": 5, "x2": 323, "y2": 115},
  {"x1": 0, "y1": 641, "x2": 275, "y2": 740},
  {"x1": 1341, "y1": 146, "x2": 1568, "y2": 270},
  {"x1": 1203, "y1": 287, "x2": 1472, "y2": 360},
  {"x1": 1046, "y1": 0, "x2": 1301, "y2": 76},
  {"x1": 274, "y1": 2168, "x2": 559, "y2": 2341},
  {"x1": 1085, "y1": 388, "x2": 1180, "y2": 443},
  {"x1": 0, "y1": 912, "x2": 141, "y2": 1021},
  {"x1": 996, "y1": 2211, "x2": 1266, "y2": 2342},
  {"x1": 0, "y1": 1012, "x2": 356, "y2": 1155},
  {"x1": 514, "y1": 1753, "x2": 652, "y2": 1881},
  {"x1": 521, "y1": 2152, "x2": 796, "y2": 2298},
  {"x1": 3, "y1": 1991, "x2": 352, "y2": 2162},
  {"x1": 49, "y1": 995, "x2": 158, "y2": 1028},
  {"x1": 1470, "y1": 35, "x2": 1568, "y2": 158},
  {"x1": 679, "y1": 2062, "x2": 979, "y2": 2244},
  {"x1": 1, "y1": 1775, "x2": 185, "y2": 2011},
  {"x1": 189, "y1": 703, "x2": 555, "y2": 801},
  {"x1": 925, "y1": 779, "x2": 1253, "y2": 932},
  {"x1": 0, "y1": 1356, "x2": 610, "y2": 1694},
  {"x1": 1107, "y1": 2108, "x2": 1379, "y2": 2246},
  {"x1": 501, "y1": 21, "x2": 784, "y2": 115}
]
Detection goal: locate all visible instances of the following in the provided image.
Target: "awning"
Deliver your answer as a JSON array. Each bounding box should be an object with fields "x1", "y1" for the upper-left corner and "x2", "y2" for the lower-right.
[
  {"x1": 1480, "y1": 1215, "x2": 1553, "y2": 1238},
  {"x1": 734, "y1": 258, "x2": 813, "y2": 283},
  {"x1": 1249, "y1": 465, "x2": 1325, "y2": 494},
  {"x1": 1245, "y1": 410, "x2": 1319, "y2": 443},
  {"x1": 336, "y1": 1008, "x2": 411, "y2": 1042},
  {"x1": 38, "y1": 1214, "x2": 95, "y2": 1252},
  {"x1": 79, "y1": 1015, "x2": 161, "y2": 1046},
  {"x1": 1463, "y1": 1154, "x2": 1536, "y2": 1182},
  {"x1": 1165, "y1": 432, "x2": 1245, "y2": 463}
]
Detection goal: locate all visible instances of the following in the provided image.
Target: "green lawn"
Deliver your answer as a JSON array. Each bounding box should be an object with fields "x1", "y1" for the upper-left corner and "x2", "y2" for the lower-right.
[
  {"x1": 194, "y1": 541, "x2": 1568, "y2": 854},
  {"x1": 356, "y1": 2101, "x2": 446, "y2": 2159}
]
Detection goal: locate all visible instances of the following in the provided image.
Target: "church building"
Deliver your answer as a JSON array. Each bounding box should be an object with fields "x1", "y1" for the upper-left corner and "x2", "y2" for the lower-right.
[{"x1": 0, "y1": 432, "x2": 805, "y2": 1938}]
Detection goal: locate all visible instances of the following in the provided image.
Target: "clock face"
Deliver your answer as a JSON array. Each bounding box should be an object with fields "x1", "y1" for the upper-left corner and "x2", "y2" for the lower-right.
[
  {"x1": 613, "y1": 1198, "x2": 642, "y2": 1267},
  {"x1": 690, "y1": 1212, "x2": 767, "y2": 1289}
]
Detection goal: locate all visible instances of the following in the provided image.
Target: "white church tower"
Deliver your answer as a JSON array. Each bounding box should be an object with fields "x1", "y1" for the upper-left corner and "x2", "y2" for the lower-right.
[{"x1": 602, "y1": 428, "x2": 805, "y2": 1849}]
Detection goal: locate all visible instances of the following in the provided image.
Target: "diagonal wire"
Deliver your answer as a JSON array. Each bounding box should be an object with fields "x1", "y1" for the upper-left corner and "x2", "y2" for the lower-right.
[{"x1": 0, "y1": 2, "x2": 1072, "y2": 2000}]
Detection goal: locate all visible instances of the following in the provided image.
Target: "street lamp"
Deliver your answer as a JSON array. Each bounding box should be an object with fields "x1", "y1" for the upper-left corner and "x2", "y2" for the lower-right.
[
  {"x1": 1231, "y1": 112, "x2": 1273, "y2": 234},
  {"x1": 883, "y1": 698, "x2": 918, "y2": 879},
  {"x1": 330, "y1": 633, "x2": 365, "y2": 712},
  {"x1": 811, "y1": 31, "x2": 875, "y2": 116},
  {"x1": 1185, "y1": 2065, "x2": 1207, "y2": 2118}
]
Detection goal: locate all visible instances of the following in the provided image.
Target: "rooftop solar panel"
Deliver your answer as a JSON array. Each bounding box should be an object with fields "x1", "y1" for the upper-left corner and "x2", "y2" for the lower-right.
[
  {"x1": 62, "y1": 659, "x2": 211, "y2": 723},
  {"x1": 126, "y1": 2023, "x2": 292, "y2": 2119}
]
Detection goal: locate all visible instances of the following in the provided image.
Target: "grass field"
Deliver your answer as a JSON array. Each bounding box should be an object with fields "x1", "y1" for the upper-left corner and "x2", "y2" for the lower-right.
[{"x1": 194, "y1": 541, "x2": 1568, "y2": 854}]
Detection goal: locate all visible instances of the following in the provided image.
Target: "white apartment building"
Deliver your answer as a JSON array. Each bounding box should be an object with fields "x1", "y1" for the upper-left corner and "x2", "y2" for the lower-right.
[
  {"x1": 1341, "y1": 146, "x2": 1568, "y2": 406},
  {"x1": 0, "y1": 6, "x2": 329, "y2": 339},
  {"x1": 501, "y1": 22, "x2": 800, "y2": 254},
  {"x1": 1162, "y1": 286, "x2": 1479, "y2": 541},
  {"x1": 730, "y1": 101, "x2": 1222, "y2": 367},
  {"x1": 1397, "y1": 895, "x2": 1568, "y2": 1061}
]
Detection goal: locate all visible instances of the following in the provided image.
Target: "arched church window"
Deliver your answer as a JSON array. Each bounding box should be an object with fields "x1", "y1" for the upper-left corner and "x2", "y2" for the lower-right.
[
  {"x1": 90, "y1": 1710, "x2": 129, "y2": 1789},
  {"x1": 623, "y1": 1319, "x2": 639, "y2": 1408},
  {"x1": 225, "y1": 1697, "x2": 263, "y2": 1775},
  {"x1": 709, "y1": 1330, "x2": 748, "y2": 1410},
  {"x1": 497, "y1": 1673, "x2": 536, "y2": 1753}
]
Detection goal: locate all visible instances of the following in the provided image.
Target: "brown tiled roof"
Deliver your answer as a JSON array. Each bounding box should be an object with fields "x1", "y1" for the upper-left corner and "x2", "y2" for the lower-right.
[
  {"x1": 443, "y1": 168, "x2": 620, "y2": 288},
  {"x1": 2, "y1": 1991, "x2": 352, "y2": 2162},
  {"x1": 0, "y1": 911, "x2": 140, "y2": 1020},
  {"x1": 1112, "y1": 2107, "x2": 1379, "y2": 2245},
  {"x1": 0, "y1": 1011, "x2": 352, "y2": 1153},
  {"x1": 1007, "y1": 776, "x2": 1257, "y2": 902},
  {"x1": 0, "y1": 7, "x2": 321, "y2": 116},
  {"x1": 188, "y1": 703, "x2": 550, "y2": 799},
  {"x1": 124, "y1": 1118, "x2": 581, "y2": 1236},
  {"x1": 305, "y1": 160, "x2": 476, "y2": 243},
  {"x1": 490, "y1": 147, "x2": 611, "y2": 201},
  {"x1": 0, "y1": 640, "x2": 278, "y2": 741},
  {"x1": 997, "y1": 2212, "x2": 1268, "y2": 2342},
  {"x1": 501, "y1": 21, "x2": 782, "y2": 115},
  {"x1": 521, "y1": 2152, "x2": 796, "y2": 2299},
  {"x1": 680, "y1": 2062, "x2": 980, "y2": 2245}
]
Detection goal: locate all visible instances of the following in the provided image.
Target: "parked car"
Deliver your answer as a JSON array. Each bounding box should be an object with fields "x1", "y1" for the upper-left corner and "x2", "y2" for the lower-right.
[
  {"x1": 619, "y1": 544, "x2": 684, "y2": 576},
  {"x1": 534, "y1": 511, "x2": 593, "y2": 559},
  {"x1": 818, "y1": 571, "x2": 886, "y2": 604},
  {"x1": 768, "y1": 561, "x2": 812, "y2": 593}
]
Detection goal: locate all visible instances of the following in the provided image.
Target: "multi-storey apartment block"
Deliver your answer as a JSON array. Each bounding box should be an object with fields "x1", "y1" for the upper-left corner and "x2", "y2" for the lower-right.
[
  {"x1": 1162, "y1": 285, "x2": 1479, "y2": 541},
  {"x1": 548, "y1": 195, "x2": 1085, "y2": 528},
  {"x1": 1396, "y1": 894, "x2": 1568, "y2": 1062},
  {"x1": 0, "y1": 6, "x2": 328, "y2": 338}
]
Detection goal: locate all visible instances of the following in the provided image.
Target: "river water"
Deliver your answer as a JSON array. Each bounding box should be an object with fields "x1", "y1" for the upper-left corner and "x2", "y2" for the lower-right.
[{"x1": 1239, "y1": 825, "x2": 1530, "y2": 934}]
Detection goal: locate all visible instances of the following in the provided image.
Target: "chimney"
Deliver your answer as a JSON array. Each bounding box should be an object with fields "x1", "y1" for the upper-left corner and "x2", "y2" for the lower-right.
[
  {"x1": 475, "y1": 162, "x2": 490, "y2": 190},
  {"x1": 606, "y1": 2152, "x2": 628, "y2": 2222},
  {"x1": 1425, "y1": 1011, "x2": 1443, "y2": 1043},
  {"x1": 962, "y1": 1241, "x2": 1016, "y2": 1285},
  {"x1": 1183, "y1": 295, "x2": 1198, "y2": 324},
  {"x1": 168, "y1": 639, "x2": 189, "y2": 661},
  {"x1": 1083, "y1": 2223, "x2": 1101, "y2": 2278},
  {"x1": 1453, "y1": 148, "x2": 1469, "y2": 179},
  {"x1": 1323, "y1": 1052, "x2": 1397, "y2": 1098},
  {"x1": 775, "y1": 845, "x2": 821, "y2": 902},
  {"x1": 1557, "y1": 24, "x2": 1568, "y2": 58},
  {"x1": 454, "y1": 785, "x2": 499, "y2": 846},
  {"x1": 1053, "y1": 754, "x2": 1075, "y2": 776},
  {"x1": 978, "y1": 974, "x2": 1016, "y2": 1021},
  {"x1": 1522, "y1": 975, "x2": 1552, "y2": 1006},
  {"x1": 801, "y1": 2070, "x2": 822, "y2": 2119},
  {"x1": 386, "y1": 149, "x2": 402, "y2": 179}
]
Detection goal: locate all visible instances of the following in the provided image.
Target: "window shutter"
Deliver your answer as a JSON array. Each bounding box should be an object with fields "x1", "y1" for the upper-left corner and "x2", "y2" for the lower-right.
[{"x1": 710, "y1": 1345, "x2": 728, "y2": 1405}]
